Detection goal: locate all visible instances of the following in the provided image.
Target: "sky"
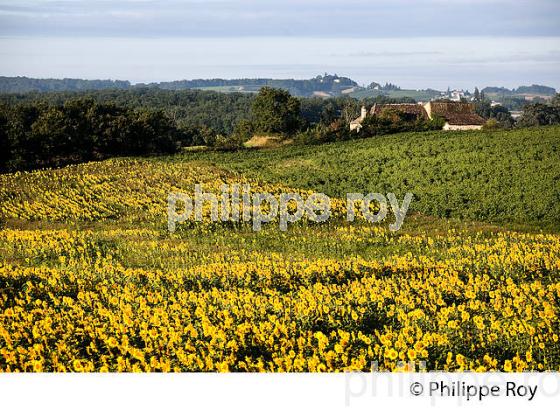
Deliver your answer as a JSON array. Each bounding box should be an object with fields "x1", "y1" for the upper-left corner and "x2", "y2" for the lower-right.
[{"x1": 0, "y1": 0, "x2": 559, "y2": 90}]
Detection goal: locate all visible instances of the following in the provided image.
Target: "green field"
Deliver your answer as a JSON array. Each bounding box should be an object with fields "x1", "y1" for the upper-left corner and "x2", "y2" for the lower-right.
[
  {"x1": 348, "y1": 88, "x2": 442, "y2": 101},
  {"x1": 193, "y1": 86, "x2": 259, "y2": 93},
  {"x1": 188, "y1": 126, "x2": 560, "y2": 231}
]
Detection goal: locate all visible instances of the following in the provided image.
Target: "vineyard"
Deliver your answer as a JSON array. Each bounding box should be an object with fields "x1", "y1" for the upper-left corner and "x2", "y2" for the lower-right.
[
  {"x1": 196, "y1": 126, "x2": 560, "y2": 230},
  {"x1": 0, "y1": 126, "x2": 559, "y2": 372}
]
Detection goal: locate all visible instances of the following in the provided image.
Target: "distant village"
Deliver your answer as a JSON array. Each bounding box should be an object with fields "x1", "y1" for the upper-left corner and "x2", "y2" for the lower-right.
[{"x1": 434, "y1": 88, "x2": 520, "y2": 116}]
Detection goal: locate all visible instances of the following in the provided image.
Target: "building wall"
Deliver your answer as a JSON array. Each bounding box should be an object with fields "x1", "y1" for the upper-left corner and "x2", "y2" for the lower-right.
[
  {"x1": 350, "y1": 122, "x2": 362, "y2": 132},
  {"x1": 443, "y1": 123, "x2": 483, "y2": 131},
  {"x1": 423, "y1": 102, "x2": 432, "y2": 119},
  {"x1": 349, "y1": 106, "x2": 367, "y2": 131}
]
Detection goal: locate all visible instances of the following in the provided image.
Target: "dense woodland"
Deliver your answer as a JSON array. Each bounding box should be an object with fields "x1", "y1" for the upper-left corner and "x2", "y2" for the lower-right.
[
  {"x1": 0, "y1": 74, "x2": 357, "y2": 97},
  {"x1": 0, "y1": 89, "x2": 254, "y2": 135},
  {"x1": 0, "y1": 88, "x2": 367, "y2": 135},
  {"x1": 0, "y1": 87, "x2": 419, "y2": 135},
  {"x1": 1, "y1": 85, "x2": 559, "y2": 173},
  {"x1": 0, "y1": 98, "x2": 184, "y2": 171},
  {"x1": 0, "y1": 77, "x2": 131, "y2": 93}
]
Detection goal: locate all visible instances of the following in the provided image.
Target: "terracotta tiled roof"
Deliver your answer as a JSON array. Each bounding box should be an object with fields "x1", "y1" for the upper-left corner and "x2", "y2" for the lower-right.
[
  {"x1": 429, "y1": 102, "x2": 485, "y2": 125},
  {"x1": 370, "y1": 104, "x2": 429, "y2": 119},
  {"x1": 442, "y1": 113, "x2": 486, "y2": 126}
]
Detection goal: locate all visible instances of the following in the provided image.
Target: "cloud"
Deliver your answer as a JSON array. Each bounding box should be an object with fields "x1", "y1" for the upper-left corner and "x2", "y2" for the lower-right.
[
  {"x1": 0, "y1": 0, "x2": 559, "y2": 37},
  {"x1": 1, "y1": 1, "x2": 558, "y2": 89},
  {"x1": 340, "y1": 51, "x2": 443, "y2": 58},
  {"x1": 1, "y1": 35, "x2": 559, "y2": 90}
]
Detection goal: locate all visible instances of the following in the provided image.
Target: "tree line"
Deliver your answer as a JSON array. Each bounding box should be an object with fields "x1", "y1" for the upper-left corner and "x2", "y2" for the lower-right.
[
  {"x1": 0, "y1": 88, "x2": 360, "y2": 171},
  {"x1": 0, "y1": 88, "x2": 362, "y2": 135},
  {"x1": 0, "y1": 88, "x2": 254, "y2": 135},
  {"x1": 0, "y1": 74, "x2": 357, "y2": 97},
  {"x1": 516, "y1": 95, "x2": 560, "y2": 127},
  {"x1": 0, "y1": 98, "x2": 188, "y2": 172},
  {"x1": 0, "y1": 77, "x2": 131, "y2": 93},
  {"x1": 2, "y1": 86, "x2": 559, "y2": 173}
]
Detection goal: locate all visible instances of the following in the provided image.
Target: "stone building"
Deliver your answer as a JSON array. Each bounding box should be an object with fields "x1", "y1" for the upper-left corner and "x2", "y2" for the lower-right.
[{"x1": 350, "y1": 101, "x2": 485, "y2": 131}]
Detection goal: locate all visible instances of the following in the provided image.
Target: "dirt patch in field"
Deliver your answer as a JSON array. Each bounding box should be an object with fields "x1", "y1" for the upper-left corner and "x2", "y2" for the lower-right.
[{"x1": 245, "y1": 135, "x2": 293, "y2": 149}]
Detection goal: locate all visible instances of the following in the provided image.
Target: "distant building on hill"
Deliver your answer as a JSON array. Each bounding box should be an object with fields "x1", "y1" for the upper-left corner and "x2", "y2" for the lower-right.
[
  {"x1": 350, "y1": 101, "x2": 485, "y2": 132},
  {"x1": 439, "y1": 88, "x2": 469, "y2": 102}
]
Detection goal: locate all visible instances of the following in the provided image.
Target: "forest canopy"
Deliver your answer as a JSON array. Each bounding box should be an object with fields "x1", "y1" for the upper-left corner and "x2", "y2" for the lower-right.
[{"x1": 2, "y1": 85, "x2": 559, "y2": 173}]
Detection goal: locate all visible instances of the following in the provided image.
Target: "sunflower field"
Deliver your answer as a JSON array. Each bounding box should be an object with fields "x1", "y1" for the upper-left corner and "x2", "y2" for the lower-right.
[{"x1": 1, "y1": 127, "x2": 559, "y2": 372}]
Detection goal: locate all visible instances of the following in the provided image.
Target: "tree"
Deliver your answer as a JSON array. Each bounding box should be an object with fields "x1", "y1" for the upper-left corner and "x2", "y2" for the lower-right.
[
  {"x1": 475, "y1": 100, "x2": 514, "y2": 128},
  {"x1": 382, "y1": 82, "x2": 401, "y2": 91},
  {"x1": 29, "y1": 106, "x2": 71, "y2": 166},
  {"x1": 251, "y1": 87, "x2": 302, "y2": 136},
  {"x1": 319, "y1": 101, "x2": 338, "y2": 125},
  {"x1": 517, "y1": 103, "x2": 560, "y2": 127},
  {"x1": 0, "y1": 99, "x2": 182, "y2": 172},
  {"x1": 482, "y1": 118, "x2": 499, "y2": 130},
  {"x1": 359, "y1": 108, "x2": 442, "y2": 138},
  {"x1": 233, "y1": 119, "x2": 254, "y2": 143},
  {"x1": 474, "y1": 87, "x2": 480, "y2": 102},
  {"x1": 551, "y1": 93, "x2": 560, "y2": 108},
  {"x1": 130, "y1": 109, "x2": 179, "y2": 154},
  {"x1": 341, "y1": 100, "x2": 360, "y2": 124},
  {"x1": 196, "y1": 126, "x2": 217, "y2": 146},
  {"x1": 0, "y1": 105, "x2": 9, "y2": 170},
  {"x1": 294, "y1": 119, "x2": 350, "y2": 145}
]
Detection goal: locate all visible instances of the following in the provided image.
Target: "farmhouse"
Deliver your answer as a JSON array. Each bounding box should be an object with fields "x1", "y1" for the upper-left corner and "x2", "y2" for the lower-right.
[
  {"x1": 350, "y1": 103, "x2": 427, "y2": 131},
  {"x1": 350, "y1": 101, "x2": 485, "y2": 131},
  {"x1": 424, "y1": 101, "x2": 485, "y2": 131}
]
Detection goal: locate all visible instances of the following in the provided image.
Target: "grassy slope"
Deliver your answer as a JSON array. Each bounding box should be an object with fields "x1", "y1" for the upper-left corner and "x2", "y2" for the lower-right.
[
  {"x1": 181, "y1": 126, "x2": 560, "y2": 231},
  {"x1": 0, "y1": 157, "x2": 516, "y2": 266},
  {"x1": 348, "y1": 88, "x2": 441, "y2": 100}
]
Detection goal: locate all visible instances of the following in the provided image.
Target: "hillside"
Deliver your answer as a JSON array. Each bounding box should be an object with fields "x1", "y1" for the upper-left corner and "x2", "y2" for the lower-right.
[
  {"x1": 192, "y1": 126, "x2": 560, "y2": 230},
  {"x1": 0, "y1": 76, "x2": 131, "y2": 93},
  {"x1": 348, "y1": 88, "x2": 441, "y2": 101},
  {"x1": 1, "y1": 125, "x2": 560, "y2": 372},
  {"x1": 482, "y1": 84, "x2": 557, "y2": 97},
  {"x1": 2, "y1": 126, "x2": 558, "y2": 230},
  {"x1": 482, "y1": 85, "x2": 557, "y2": 106},
  {"x1": 0, "y1": 74, "x2": 358, "y2": 98},
  {"x1": 3, "y1": 76, "x2": 556, "y2": 103},
  {"x1": 153, "y1": 74, "x2": 358, "y2": 97}
]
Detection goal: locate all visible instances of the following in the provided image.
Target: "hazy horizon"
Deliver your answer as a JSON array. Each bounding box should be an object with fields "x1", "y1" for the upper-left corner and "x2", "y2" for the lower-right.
[{"x1": 1, "y1": 0, "x2": 559, "y2": 90}]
